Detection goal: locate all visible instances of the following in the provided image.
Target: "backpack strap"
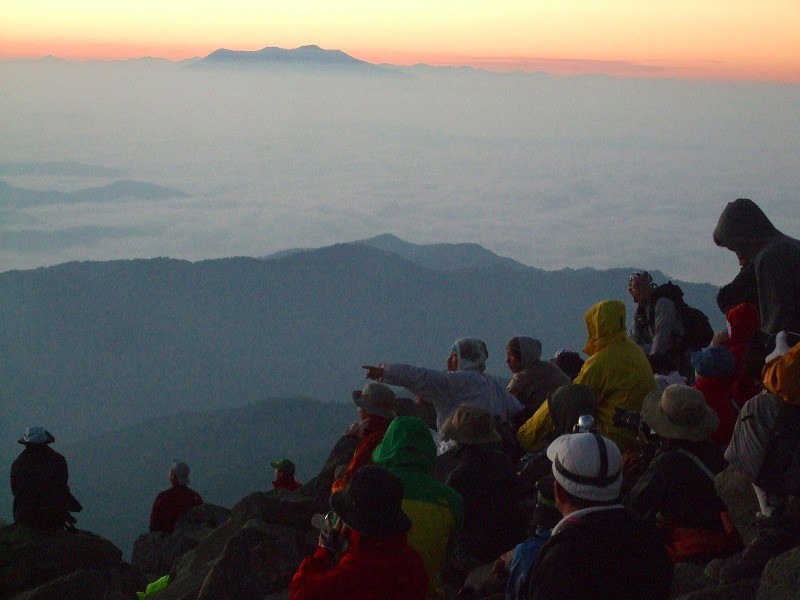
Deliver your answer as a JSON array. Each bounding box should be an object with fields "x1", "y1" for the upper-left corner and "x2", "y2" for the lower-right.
[{"x1": 676, "y1": 449, "x2": 716, "y2": 482}]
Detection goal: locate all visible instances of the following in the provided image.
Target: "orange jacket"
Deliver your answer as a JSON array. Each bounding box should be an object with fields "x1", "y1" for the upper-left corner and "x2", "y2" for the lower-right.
[{"x1": 763, "y1": 342, "x2": 800, "y2": 405}]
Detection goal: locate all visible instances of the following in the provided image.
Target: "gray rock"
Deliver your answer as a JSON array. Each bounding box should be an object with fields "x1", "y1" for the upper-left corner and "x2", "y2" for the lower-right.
[
  {"x1": 715, "y1": 465, "x2": 760, "y2": 544},
  {"x1": 131, "y1": 503, "x2": 232, "y2": 578},
  {"x1": 671, "y1": 562, "x2": 716, "y2": 598},
  {"x1": 9, "y1": 566, "x2": 143, "y2": 600},
  {"x1": 195, "y1": 519, "x2": 313, "y2": 599},
  {"x1": 0, "y1": 523, "x2": 135, "y2": 598},
  {"x1": 757, "y1": 546, "x2": 800, "y2": 599},
  {"x1": 674, "y1": 579, "x2": 759, "y2": 600}
]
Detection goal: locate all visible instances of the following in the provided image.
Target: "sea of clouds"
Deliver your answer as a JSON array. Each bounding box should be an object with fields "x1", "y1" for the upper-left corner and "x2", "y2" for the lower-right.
[{"x1": 1, "y1": 59, "x2": 798, "y2": 284}]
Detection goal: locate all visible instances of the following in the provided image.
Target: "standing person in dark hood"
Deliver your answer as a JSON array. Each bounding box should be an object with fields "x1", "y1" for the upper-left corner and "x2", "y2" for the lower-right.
[
  {"x1": 363, "y1": 337, "x2": 523, "y2": 431},
  {"x1": 506, "y1": 336, "x2": 570, "y2": 427},
  {"x1": 10, "y1": 427, "x2": 82, "y2": 531},
  {"x1": 713, "y1": 198, "x2": 800, "y2": 334}
]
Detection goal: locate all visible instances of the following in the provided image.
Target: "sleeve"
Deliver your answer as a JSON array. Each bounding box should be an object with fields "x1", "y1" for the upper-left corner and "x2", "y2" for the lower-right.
[
  {"x1": 516, "y1": 400, "x2": 555, "y2": 451},
  {"x1": 717, "y1": 262, "x2": 758, "y2": 315},
  {"x1": 762, "y1": 342, "x2": 800, "y2": 405},
  {"x1": 288, "y1": 547, "x2": 354, "y2": 600},
  {"x1": 573, "y1": 357, "x2": 604, "y2": 400},
  {"x1": 651, "y1": 297, "x2": 679, "y2": 356},
  {"x1": 382, "y1": 363, "x2": 460, "y2": 409}
]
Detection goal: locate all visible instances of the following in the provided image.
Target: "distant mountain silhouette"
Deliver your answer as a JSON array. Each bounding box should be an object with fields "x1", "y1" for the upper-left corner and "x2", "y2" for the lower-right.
[
  {"x1": 0, "y1": 239, "x2": 722, "y2": 538},
  {"x1": 198, "y1": 45, "x2": 380, "y2": 71},
  {"x1": 0, "y1": 161, "x2": 123, "y2": 177},
  {"x1": 0, "y1": 180, "x2": 187, "y2": 207}
]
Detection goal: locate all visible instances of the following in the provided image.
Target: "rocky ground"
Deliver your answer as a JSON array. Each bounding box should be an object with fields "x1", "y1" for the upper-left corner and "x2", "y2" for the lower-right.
[{"x1": 2, "y1": 438, "x2": 799, "y2": 599}]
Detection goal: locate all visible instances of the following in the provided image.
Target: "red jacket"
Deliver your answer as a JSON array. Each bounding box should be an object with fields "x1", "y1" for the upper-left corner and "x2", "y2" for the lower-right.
[
  {"x1": 692, "y1": 376, "x2": 737, "y2": 445},
  {"x1": 289, "y1": 529, "x2": 428, "y2": 600},
  {"x1": 331, "y1": 415, "x2": 392, "y2": 493},
  {"x1": 722, "y1": 303, "x2": 762, "y2": 406},
  {"x1": 273, "y1": 472, "x2": 303, "y2": 491},
  {"x1": 149, "y1": 484, "x2": 203, "y2": 534}
]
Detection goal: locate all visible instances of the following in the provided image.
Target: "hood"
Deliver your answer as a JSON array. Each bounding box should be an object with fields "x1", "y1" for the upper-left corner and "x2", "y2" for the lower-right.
[
  {"x1": 452, "y1": 337, "x2": 488, "y2": 372},
  {"x1": 725, "y1": 302, "x2": 760, "y2": 346},
  {"x1": 515, "y1": 336, "x2": 543, "y2": 370},
  {"x1": 583, "y1": 300, "x2": 628, "y2": 356},
  {"x1": 713, "y1": 198, "x2": 780, "y2": 252},
  {"x1": 371, "y1": 416, "x2": 436, "y2": 471},
  {"x1": 549, "y1": 384, "x2": 597, "y2": 436}
]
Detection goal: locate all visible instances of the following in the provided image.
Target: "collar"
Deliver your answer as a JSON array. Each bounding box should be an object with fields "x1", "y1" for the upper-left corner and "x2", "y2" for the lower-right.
[{"x1": 551, "y1": 504, "x2": 626, "y2": 537}]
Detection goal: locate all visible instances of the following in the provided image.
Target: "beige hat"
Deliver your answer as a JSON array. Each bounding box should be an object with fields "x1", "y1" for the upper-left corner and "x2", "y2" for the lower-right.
[
  {"x1": 353, "y1": 382, "x2": 396, "y2": 419},
  {"x1": 440, "y1": 403, "x2": 501, "y2": 445},
  {"x1": 642, "y1": 384, "x2": 719, "y2": 442}
]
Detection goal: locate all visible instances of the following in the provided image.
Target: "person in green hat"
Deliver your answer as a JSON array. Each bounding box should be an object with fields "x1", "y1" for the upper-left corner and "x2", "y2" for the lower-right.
[{"x1": 271, "y1": 458, "x2": 302, "y2": 491}]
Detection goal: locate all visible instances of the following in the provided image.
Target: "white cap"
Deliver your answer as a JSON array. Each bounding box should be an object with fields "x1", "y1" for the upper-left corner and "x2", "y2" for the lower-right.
[
  {"x1": 170, "y1": 461, "x2": 190, "y2": 486},
  {"x1": 547, "y1": 432, "x2": 622, "y2": 502}
]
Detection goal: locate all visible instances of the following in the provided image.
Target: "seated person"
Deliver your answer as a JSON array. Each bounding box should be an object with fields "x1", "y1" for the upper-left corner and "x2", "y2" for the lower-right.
[
  {"x1": 372, "y1": 416, "x2": 463, "y2": 600},
  {"x1": 517, "y1": 384, "x2": 597, "y2": 493},
  {"x1": 518, "y1": 300, "x2": 654, "y2": 454},
  {"x1": 549, "y1": 349, "x2": 584, "y2": 381},
  {"x1": 331, "y1": 382, "x2": 396, "y2": 493},
  {"x1": 630, "y1": 385, "x2": 742, "y2": 563},
  {"x1": 505, "y1": 336, "x2": 570, "y2": 427},
  {"x1": 271, "y1": 458, "x2": 303, "y2": 491},
  {"x1": 691, "y1": 346, "x2": 738, "y2": 445},
  {"x1": 711, "y1": 333, "x2": 800, "y2": 582},
  {"x1": 522, "y1": 432, "x2": 673, "y2": 600},
  {"x1": 289, "y1": 466, "x2": 428, "y2": 599},
  {"x1": 10, "y1": 426, "x2": 82, "y2": 531},
  {"x1": 149, "y1": 461, "x2": 203, "y2": 534},
  {"x1": 440, "y1": 403, "x2": 526, "y2": 567},
  {"x1": 363, "y1": 337, "x2": 523, "y2": 431}
]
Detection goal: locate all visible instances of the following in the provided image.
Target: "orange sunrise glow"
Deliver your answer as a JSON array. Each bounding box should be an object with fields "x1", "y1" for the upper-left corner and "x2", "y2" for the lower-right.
[{"x1": 1, "y1": 0, "x2": 799, "y2": 81}]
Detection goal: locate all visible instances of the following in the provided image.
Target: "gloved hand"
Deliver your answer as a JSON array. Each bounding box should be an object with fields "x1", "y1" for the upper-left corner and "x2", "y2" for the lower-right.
[{"x1": 765, "y1": 331, "x2": 790, "y2": 364}]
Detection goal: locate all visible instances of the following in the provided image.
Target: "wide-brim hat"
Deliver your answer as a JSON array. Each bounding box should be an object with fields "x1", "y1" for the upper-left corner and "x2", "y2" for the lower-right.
[
  {"x1": 440, "y1": 403, "x2": 501, "y2": 445},
  {"x1": 642, "y1": 384, "x2": 719, "y2": 442},
  {"x1": 18, "y1": 426, "x2": 55, "y2": 445},
  {"x1": 329, "y1": 465, "x2": 411, "y2": 538},
  {"x1": 353, "y1": 383, "x2": 396, "y2": 420}
]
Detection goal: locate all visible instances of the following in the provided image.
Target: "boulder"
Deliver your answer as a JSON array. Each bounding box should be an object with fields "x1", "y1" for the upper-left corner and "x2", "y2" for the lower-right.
[
  {"x1": 9, "y1": 566, "x2": 143, "y2": 600},
  {"x1": 131, "y1": 503, "x2": 231, "y2": 577},
  {"x1": 715, "y1": 465, "x2": 760, "y2": 544},
  {"x1": 154, "y1": 493, "x2": 317, "y2": 600},
  {"x1": 195, "y1": 519, "x2": 315, "y2": 599},
  {"x1": 298, "y1": 434, "x2": 359, "y2": 512},
  {"x1": 757, "y1": 546, "x2": 800, "y2": 599},
  {"x1": 674, "y1": 580, "x2": 759, "y2": 599},
  {"x1": 0, "y1": 523, "x2": 142, "y2": 598}
]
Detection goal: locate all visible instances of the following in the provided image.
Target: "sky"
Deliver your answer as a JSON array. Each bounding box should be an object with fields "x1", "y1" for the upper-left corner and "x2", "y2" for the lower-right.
[{"x1": 2, "y1": 0, "x2": 800, "y2": 80}]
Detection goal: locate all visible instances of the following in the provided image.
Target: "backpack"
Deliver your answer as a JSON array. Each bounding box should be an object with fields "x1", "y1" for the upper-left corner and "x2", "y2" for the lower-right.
[{"x1": 648, "y1": 282, "x2": 714, "y2": 351}]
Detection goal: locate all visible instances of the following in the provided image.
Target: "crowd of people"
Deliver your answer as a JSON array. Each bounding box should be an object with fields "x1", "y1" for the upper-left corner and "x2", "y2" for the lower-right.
[{"x1": 9, "y1": 198, "x2": 800, "y2": 599}]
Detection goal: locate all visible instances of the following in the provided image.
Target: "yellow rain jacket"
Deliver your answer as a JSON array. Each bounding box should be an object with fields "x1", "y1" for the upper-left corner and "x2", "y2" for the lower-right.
[
  {"x1": 762, "y1": 342, "x2": 800, "y2": 405},
  {"x1": 518, "y1": 300, "x2": 654, "y2": 453}
]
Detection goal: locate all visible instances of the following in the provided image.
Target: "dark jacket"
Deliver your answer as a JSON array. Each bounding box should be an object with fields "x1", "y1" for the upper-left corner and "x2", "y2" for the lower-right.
[
  {"x1": 444, "y1": 444, "x2": 526, "y2": 563},
  {"x1": 11, "y1": 444, "x2": 82, "y2": 530},
  {"x1": 149, "y1": 484, "x2": 203, "y2": 534},
  {"x1": 289, "y1": 529, "x2": 428, "y2": 600},
  {"x1": 714, "y1": 199, "x2": 800, "y2": 334},
  {"x1": 524, "y1": 506, "x2": 672, "y2": 600},
  {"x1": 508, "y1": 361, "x2": 571, "y2": 427},
  {"x1": 628, "y1": 442, "x2": 741, "y2": 562}
]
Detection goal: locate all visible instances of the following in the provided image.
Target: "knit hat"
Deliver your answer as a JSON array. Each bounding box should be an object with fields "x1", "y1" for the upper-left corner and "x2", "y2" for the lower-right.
[
  {"x1": 170, "y1": 461, "x2": 190, "y2": 486},
  {"x1": 547, "y1": 432, "x2": 622, "y2": 502},
  {"x1": 353, "y1": 382, "x2": 396, "y2": 419},
  {"x1": 269, "y1": 458, "x2": 296, "y2": 475},
  {"x1": 440, "y1": 403, "x2": 501, "y2": 445},
  {"x1": 18, "y1": 426, "x2": 55, "y2": 445},
  {"x1": 329, "y1": 465, "x2": 412, "y2": 538},
  {"x1": 641, "y1": 384, "x2": 719, "y2": 442},
  {"x1": 691, "y1": 346, "x2": 736, "y2": 378}
]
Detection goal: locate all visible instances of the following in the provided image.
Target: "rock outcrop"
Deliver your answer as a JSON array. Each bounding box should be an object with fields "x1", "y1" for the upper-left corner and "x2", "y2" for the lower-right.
[{"x1": 0, "y1": 523, "x2": 143, "y2": 599}]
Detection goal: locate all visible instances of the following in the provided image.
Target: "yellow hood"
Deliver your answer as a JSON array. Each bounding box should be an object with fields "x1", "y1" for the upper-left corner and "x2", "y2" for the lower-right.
[{"x1": 583, "y1": 300, "x2": 628, "y2": 356}]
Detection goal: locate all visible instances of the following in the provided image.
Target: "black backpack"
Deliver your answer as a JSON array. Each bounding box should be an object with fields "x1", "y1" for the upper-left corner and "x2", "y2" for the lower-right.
[{"x1": 648, "y1": 282, "x2": 714, "y2": 351}]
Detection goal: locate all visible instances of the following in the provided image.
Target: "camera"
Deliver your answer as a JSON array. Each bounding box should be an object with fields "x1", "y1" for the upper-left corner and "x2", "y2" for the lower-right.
[
  {"x1": 613, "y1": 407, "x2": 642, "y2": 431},
  {"x1": 572, "y1": 414, "x2": 597, "y2": 433}
]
